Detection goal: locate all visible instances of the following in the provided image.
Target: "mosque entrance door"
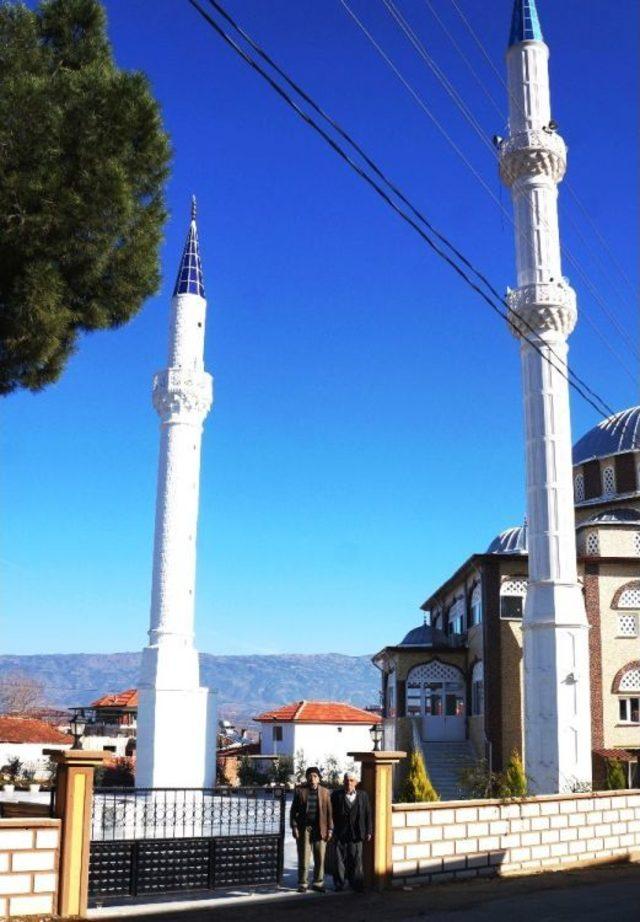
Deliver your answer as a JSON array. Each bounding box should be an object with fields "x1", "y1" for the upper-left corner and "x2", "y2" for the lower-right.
[{"x1": 407, "y1": 661, "x2": 466, "y2": 742}]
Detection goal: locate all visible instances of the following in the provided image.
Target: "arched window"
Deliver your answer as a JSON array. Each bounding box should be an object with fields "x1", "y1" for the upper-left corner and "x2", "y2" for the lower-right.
[
  {"x1": 471, "y1": 661, "x2": 484, "y2": 717},
  {"x1": 602, "y1": 465, "x2": 616, "y2": 497},
  {"x1": 448, "y1": 597, "x2": 465, "y2": 635},
  {"x1": 586, "y1": 531, "x2": 599, "y2": 556},
  {"x1": 617, "y1": 584, "x2": 640, "y2": 609},
  {"x1": 574, "y1": 472, "x2": 585, "y2": 503},
  {"x1": 614, "y1": 583, "x2": 640, "y2": 638},
  {"x1": 470, "y1": 584, "x2": 482, "y2": 627},
  {"x1": 500, "y1": 577, "x2": 527, "y2": 619},
  {"x1": 406, "y1": 661, "x2": 466, "y2": 720},
  {"x1": 615, "y1": 663, "x2": 640, "y2": 725}
]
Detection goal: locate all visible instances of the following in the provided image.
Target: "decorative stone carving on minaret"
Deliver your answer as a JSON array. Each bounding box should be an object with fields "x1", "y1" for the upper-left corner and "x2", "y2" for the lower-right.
[
  {"x1": 136, "y1": 197, "x2": 216, "y2": 788},
  {"x1": 499, "y1": 0, "x2": 592, "y2": 793}
]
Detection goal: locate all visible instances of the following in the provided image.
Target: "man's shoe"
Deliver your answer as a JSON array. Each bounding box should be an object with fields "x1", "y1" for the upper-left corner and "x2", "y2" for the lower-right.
[
  {"x1": 297, "y1": 885, "x2": 308, "y2": 893},
  {"x1": 311, "y1": 883, "x2": 326, "y2": 892}
]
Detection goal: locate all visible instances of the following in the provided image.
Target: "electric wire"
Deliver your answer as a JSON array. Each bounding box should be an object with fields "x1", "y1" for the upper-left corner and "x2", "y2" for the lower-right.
[
  {"x1": 447, "y1": 0, "x2": 640, "y2": 313},
  {"x1": 187, "y1": 0, "x2": 616, "y2": 421},
  {"x1": 382, "y1": 0, "x2": 639, "y2": 369}
]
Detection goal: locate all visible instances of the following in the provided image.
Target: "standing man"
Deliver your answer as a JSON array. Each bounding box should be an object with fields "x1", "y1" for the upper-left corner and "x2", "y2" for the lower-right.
[
  {"x1": 330, "y1": 771, "x2": 372, "y2": 892},
  {"x1": 290, "y1": 766, "x2": 333, "y2": 893}
]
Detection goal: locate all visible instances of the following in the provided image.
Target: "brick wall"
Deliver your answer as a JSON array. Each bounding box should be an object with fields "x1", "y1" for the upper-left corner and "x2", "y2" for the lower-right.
[
  {"x1": 391, "y1": 790, "x2": 640, "y2": 886},
  {"x1": 0, "y1": 818, "x2": 60, "y2": 917}
]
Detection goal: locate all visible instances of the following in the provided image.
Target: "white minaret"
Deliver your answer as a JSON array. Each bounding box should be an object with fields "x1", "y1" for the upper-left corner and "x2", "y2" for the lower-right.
[
  {"x1": 499, "y1": 0, "x2": 592, "y2": 793},
  {"x1": 136, "y1": 198, "x2": 216, "y2": 788}
]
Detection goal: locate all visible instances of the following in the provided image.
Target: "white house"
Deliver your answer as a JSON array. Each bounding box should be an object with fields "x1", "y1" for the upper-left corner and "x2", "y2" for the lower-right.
[
  {"x1": 255, "y1": 701, "x2": 380, "y2": 778},
  {"x1": 0, "y1": 716, "x2": 72, "y2": 781}
]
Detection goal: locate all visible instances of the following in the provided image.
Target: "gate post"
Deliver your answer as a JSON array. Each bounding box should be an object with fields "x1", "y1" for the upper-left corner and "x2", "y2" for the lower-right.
[
  {"x1": 46, "y1": 749, "x2": 106, "y2": 918},
  {"x1": 348, "y1": 750, "x2": 405, "y2": 891}
]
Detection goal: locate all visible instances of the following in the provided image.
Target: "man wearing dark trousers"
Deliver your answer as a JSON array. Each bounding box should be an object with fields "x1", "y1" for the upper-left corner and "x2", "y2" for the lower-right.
[
  {"x1": 290, "y1": 767, "x2": 333, "y2": 892},
  {"x1": 330, "y1": 771, "x2": 372, "y2": 892}
]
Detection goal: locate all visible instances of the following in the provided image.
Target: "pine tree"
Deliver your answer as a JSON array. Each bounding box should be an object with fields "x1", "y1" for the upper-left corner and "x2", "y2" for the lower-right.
[
  {"x1": 0, "y1": 0, "x2": 170, "y2": 394},
  {"x1": 605, "y1": 758, "x2": 627, "y2": 791},
  {"x1": 398, "y1": 748, "x2": 439, "y2": 803},
  {"x1": 498, "y1": 749, "x2": 528, "y2": 799}
]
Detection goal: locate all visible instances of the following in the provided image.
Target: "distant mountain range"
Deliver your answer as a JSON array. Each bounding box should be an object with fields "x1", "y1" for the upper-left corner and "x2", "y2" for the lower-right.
[{"x1": 0, "y1": 652, "x2": 380, "y2": 727}]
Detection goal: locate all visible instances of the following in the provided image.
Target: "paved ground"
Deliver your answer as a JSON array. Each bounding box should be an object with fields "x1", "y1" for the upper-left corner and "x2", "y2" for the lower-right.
[{"x1": 93, "y1": 861, "x2": 640, "y2": 922}]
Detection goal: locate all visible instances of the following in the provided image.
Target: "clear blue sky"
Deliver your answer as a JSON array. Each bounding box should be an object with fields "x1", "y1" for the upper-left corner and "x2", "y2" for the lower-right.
[{"x1": 2, "y1": 0, "x2": 638, "y2": 657}]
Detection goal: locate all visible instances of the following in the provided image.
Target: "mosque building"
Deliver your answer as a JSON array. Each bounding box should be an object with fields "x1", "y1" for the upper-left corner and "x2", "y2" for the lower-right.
[{"x1": 375, "y1": 407, "x2": 640, "y2": 794}]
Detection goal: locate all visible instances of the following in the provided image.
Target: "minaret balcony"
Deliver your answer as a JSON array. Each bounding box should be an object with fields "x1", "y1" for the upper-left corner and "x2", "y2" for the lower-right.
[
  {"x1": 506, "y1": 280, "x2": 577, "y2": 339},
  {"x1": 499, "y1": 128, "x2": 567, "y2": 186},
  {"x1": 152, "y1": 367, "x2": 214, "y2": 422}
]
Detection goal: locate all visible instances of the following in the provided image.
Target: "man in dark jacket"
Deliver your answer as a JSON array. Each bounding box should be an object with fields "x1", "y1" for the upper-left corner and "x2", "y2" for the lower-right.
[
  {"x1": 290, "y1": 767, "x2": 333, "y2": 892},
  {"x1": 330, "y1": 771, "x2": 372, "y2": 892}
]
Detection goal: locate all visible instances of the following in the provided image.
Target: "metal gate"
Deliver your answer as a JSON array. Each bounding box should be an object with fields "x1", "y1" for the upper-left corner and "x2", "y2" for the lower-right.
[{"x1": 88, "y1": 786, "x2": 286, "y2": 902}]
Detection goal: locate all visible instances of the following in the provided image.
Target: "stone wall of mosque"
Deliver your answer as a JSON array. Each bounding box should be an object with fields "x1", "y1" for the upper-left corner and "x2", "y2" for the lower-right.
[{"x1": 391, "y1": 790, "x2": 640, "y2": 886}]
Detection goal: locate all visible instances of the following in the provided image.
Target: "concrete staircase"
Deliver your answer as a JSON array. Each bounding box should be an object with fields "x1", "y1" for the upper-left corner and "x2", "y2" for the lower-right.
[{"x1": 421, "y1": 741, "x2": 477, "y2": 801}]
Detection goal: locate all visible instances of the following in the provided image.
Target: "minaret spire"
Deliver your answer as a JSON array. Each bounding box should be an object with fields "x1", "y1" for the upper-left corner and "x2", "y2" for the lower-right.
[
  {"x1": 508, "y1": 0, "x2": 543, "y2": 47},
  {"x1": 499, "y1": 4, "x2": 592, "y2": 793},
  {"x1": 137, "y1": 197, "x2": 216, "y2": 788}
]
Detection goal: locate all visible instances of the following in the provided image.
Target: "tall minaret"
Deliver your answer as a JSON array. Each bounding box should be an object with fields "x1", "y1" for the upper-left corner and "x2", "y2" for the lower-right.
[
  {"x1": 136, "y1": 198, "x2": 216, "y2": 788},
  {"x1": 499, "y1": 1, "x2": 592, "y2": 793}
]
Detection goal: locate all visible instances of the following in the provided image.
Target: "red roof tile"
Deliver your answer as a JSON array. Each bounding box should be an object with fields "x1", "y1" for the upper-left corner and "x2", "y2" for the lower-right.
[
  {"x1": 0, "y1": 716, "x2": 72, "y2": 745},
  {"x1": 595, "y1": 748, "x2": 636, "y2": 762},
  {"x1": 91, "y1": 689, "x2": 138, "y2": 709},
  {"x1": 254, "y1": 701, "x2": 381, "y2": 724}
]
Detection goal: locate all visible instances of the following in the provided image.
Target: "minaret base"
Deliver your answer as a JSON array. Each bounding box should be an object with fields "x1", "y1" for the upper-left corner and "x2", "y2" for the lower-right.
[
  {"x1": 523, "y1": 584, "x2": 592, "y2": 794},
  {"x1": 136, "y1": 684, "x2": 217, "y2": 788}
]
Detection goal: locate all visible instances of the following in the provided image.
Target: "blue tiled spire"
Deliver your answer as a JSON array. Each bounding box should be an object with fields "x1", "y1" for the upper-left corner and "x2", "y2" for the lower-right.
[
  {"x1": 173, "y1": 196, "x2": 205, "y2": 298},
  {"x1": 508, "y1": 0, "x2": 543, "y2": 46}
]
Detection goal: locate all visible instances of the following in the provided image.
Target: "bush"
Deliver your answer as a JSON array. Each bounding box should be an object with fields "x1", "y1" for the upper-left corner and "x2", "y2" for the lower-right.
[
  {"x1": 459, "y1": 758, "x2": 498, "y2": 799},
  {"x1": 398, "y1": 748, "x2": 439, "y2": 803},
  {"x1": 1, "y1": 756, "x2": 23, "y2": 783},
  {"x1": 497, "y1": 749, "x2": 528, "y2": 799},
  {"x1": 605, "y1": 758, "x2": 627, "y2": 791},
  {"x1": 95, "y1": 756, "x2": 135, "y2": 788},
  {"x1": 237, "y1": 756, "x2": 268, "y2": 786}
]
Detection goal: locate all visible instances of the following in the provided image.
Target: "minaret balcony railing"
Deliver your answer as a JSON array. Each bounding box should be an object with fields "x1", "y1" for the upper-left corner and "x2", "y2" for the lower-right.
[
  {"x1": 152, "y1": 367, "x2": 213, "y2": 422},
  {"x1": 499, "y1": 128, "x2": 566, "y2": 186},
  {"x1": 506, "y1": 280, "x2": 577, "y2": 338}
]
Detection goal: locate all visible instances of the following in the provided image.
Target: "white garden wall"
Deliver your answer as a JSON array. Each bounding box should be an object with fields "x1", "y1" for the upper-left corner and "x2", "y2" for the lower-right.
[{"x1": 391, "y1": 790, "x2": 640, "y2": 886}]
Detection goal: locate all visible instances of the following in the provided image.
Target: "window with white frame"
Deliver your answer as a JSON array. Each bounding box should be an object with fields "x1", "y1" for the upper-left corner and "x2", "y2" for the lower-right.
[
  {"x1": 448, "y1": 597, "x2": 465, "y2": 635},
  {"x1": 500, "y1": 577, "x2": 527, "y2": 619},
  {"x1": 619, "y1": 698, "x2": 640, "y2": 724},
  {"x1": 470, "y1": 584, "x2": 482, "y2": 627},
  {"x1": 471, "y1": 661, "x2": 484, "y2": 717},
  {"x1": 617, "y1": 613, "x2": 638, "y2": 637},
  {"x1": 586, "y1": 531, "x2": 599, "y2": 555},
  {"x1": 602, "y1": 465, "x2": 616, "y2": 496},
  {"x1": 574, "y1": 472, "x2": 585, "y2": 503}
]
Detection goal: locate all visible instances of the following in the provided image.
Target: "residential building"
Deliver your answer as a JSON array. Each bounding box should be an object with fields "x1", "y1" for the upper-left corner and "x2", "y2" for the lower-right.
[
  {"x1": 255, "y1": 700, "x2": 380, "y2": 778},
  {"x1": 0, "y1": 716, "x2": 72, "y2": 780},
  {"x1": 73, "y1": 689, "x2": 138, "y2": 757}
]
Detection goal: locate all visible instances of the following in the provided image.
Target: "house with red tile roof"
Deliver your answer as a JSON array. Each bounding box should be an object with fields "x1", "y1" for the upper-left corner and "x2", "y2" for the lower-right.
[
  {"x1": 0, "y1": 716, "x2": 72, "y2": 780},
  {"x1": 254, "y1": 701, "x2": 380, "y2": 778},
  {"x1": 69, "y1": 688, "x2": 138, "y2": 759}
]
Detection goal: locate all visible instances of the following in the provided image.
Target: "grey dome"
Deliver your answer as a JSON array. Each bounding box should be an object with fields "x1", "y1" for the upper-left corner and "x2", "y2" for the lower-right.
[
  {"x1": 486, "y1": 524, "x2": 528, "y2": 555},
  {"x1": 399, "y1": 624, "x2": 448, "y2": 647},
  {"x1": 577, "y1": 507, "x2": 640, "y2": 528},
  {"x1": 573, "y1": 406, "x2": 640, "y2": 465}
]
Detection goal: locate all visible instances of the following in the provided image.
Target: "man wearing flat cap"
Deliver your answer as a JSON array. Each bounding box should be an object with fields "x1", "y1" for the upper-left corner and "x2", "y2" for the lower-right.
[
  {"x1": 330, "y1": 771, "x2": 372, "y2": 892},
  {"x1": 290, "y1": 766, "x2": 333, "y2": 892}
]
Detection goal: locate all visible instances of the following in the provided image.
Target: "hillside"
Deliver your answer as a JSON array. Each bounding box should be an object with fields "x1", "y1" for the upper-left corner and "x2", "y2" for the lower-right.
[{"x1": 0, "y1": 652, "x2": 380, "y2": 727}]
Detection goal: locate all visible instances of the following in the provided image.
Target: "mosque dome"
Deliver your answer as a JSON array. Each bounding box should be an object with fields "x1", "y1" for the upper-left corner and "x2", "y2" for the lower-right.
[
  {"x1": 399, "y1": 623, "x2": 448, "y2": 647},
  {"x1": 572, "y1": 406, "x2": 640, "y2": 466},
  {"x1": 577, "y1": 508, "x2": 640, "y2": 528},
  {"x1": 486, "y1": 523, "x2": 528, "y2": 555}
]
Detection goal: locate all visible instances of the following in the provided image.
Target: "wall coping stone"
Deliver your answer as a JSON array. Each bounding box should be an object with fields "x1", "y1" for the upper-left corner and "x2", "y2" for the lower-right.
[
  {"x1": 392, "y1": 789, "x2": 640, "y2": 812},
  {"x1": 0, "y1": 819, "x2": 60, "y2": 829}
]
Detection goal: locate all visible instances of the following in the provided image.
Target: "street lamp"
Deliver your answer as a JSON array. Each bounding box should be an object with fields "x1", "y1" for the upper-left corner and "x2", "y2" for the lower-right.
[
  {"x1": 69, "y1": 711, "x2": 86, "y2": 750},
  {"x1": 369, "y1": 722, "x2": 383, "y2": 752}
]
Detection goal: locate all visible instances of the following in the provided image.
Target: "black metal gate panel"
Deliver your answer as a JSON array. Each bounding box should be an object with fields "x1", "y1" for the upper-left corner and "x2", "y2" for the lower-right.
[{"x1": 89, "y1": 787, "x2": 285, "y2": 902}]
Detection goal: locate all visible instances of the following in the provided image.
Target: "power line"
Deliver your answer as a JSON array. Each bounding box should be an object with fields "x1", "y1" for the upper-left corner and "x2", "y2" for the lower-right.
[
  {"x1": 356, "y1": 0, "x2": 639, "y2": 379},
  {"x1": 187, "y1": 0, "x2": 616, "y2": 420}
]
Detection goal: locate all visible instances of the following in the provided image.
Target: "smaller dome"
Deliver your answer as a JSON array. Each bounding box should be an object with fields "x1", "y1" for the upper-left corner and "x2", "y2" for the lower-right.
[
  {"x1": 577, "y1": 507, "x2": 640, "y2": 528},
  {"x1": 399, "y1": 624, "x2": 448, "y2": 647},
  {"x1": 486, "y1": 524, "x2": 528, "y2": 555}
]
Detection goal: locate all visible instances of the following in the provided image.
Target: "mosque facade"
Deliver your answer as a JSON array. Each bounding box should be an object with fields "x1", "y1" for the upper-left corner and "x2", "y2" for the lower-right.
[{"x1": 375, "y1": 407, "x2": 640, "y2": 792}]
